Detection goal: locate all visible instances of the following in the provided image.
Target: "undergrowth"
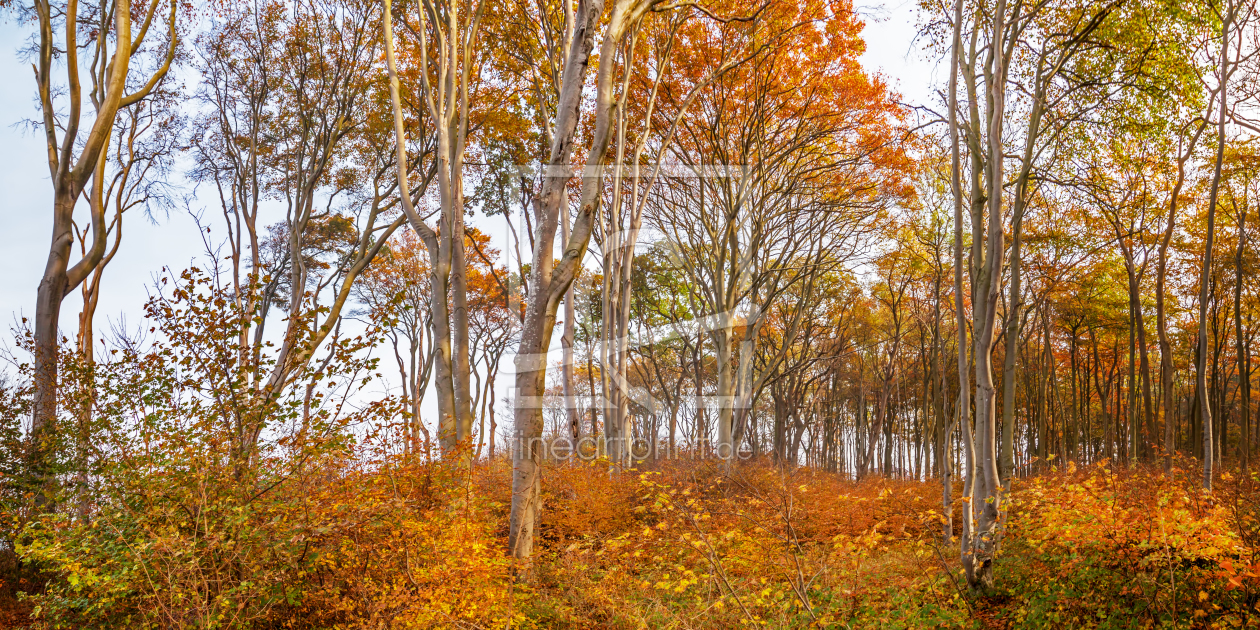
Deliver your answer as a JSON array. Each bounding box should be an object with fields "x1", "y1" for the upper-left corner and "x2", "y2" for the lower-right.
[{"x1": 5, "y1": 457, "x2": 1260, "y2": 628}]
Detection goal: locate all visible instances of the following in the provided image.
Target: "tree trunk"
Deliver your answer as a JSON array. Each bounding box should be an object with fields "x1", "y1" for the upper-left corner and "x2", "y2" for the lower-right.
[
  {"x1": 562, "y1": 208, "x2": 580, "y2": 443},
  {"x1": 30, "y1": 0, "x2": 155, "y2": 499},
  {"x1": 1198, "y1": 0, "x2": 1233, "y2": 491},
  {"x1": 510, "y1": 0, "x2": 638, "y2": 560},
  {"x1": 1236, "y1": 204, "x2": 1250, "y2": 473},
  {"x1": 1158, "y1": 117, "x2": 1208, "y2": 472}
]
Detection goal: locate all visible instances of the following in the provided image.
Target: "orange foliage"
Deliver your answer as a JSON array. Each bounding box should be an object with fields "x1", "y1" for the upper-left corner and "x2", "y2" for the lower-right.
[
  {"x1": 1005, "y1": 462, "x2": 1260, "y2": 627},
  {"x1": 517, "y1": 459, "x2": 957, "y2": 628},
  {"x1": 281, "y1": 460, "x2": 520, "y2": 629}
]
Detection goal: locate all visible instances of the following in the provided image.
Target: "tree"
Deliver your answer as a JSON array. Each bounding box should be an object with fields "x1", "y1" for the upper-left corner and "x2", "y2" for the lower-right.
[
  {"x1": 595, "y1": 1, "x2": 764, "y2": 467},
  {"x1": 506, "y1": 0, "x2": 666, "y2": 561},
  {"x1": 465, "y1": 228, "x2": 516, "y2": 459},
  {"x1": 192, "y1": 0, "x2": 404, "y2": 469},
  {"x1": 382, "y1": 0, "x2": 491, "y2": 454},
  {"x1": 646, "y1": 0, "x2": 908, "y2": 462},
  {"x1": 354, "y1": 229, "x2": 436, "y2": 453},
  {"x1": 24, "y1": 0, "x2": 178, "y2": 500},
  {"x1": 938, "y1": 0, "x2": 1191, "y2": 588},
  {"x1": 1196, "y1": 0, "x2": 1255, "y2": 490}
]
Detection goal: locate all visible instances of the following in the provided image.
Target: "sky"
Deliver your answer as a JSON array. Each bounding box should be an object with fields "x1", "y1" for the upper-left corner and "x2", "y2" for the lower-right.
[
  {"x1": 0, "y1": 1, "x2": 936, "y2": 417},
  {"x1": 0, "y1": 18, "x2": 208, "y2": 340}
]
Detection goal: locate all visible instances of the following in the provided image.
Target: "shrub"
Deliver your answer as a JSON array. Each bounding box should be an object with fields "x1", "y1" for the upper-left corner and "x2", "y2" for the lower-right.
[{"x1": 1002, "y1": 462, "x2": 1260, "y2": 628}]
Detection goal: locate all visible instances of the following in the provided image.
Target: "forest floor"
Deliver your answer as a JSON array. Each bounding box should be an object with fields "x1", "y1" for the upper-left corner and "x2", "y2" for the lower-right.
[
  {"x1": 4, "y1": 457, "x2": 1260, "y2": 628},
  {"x1": 498, "y1": 457, "x2": 1260, "y2": 628}
]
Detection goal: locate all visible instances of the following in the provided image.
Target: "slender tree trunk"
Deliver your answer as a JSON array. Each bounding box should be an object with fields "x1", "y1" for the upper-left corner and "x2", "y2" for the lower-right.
[
  {"x1": 933, "y1": 250, "x2": 952, "y2": 540},
  {"x1": 562, "y1": 208, "x2": 580, "y2": 443},
  {"x1": 1236, "y1": 205, "x2": 1250, "y2": 474},
  {"x1": 510, "y1": 0, "x2": 635, "y2": 560},
  {"x1": 30, "y1": 0, "x2": 152, "y2": 494},
  {"x1": 1138, "y1": 308, "x2": 1154, "y2": 461},
  {"x1": 1134, "y1": 294, "x2": 1144, "y2": 463},
  {"x1": 715, "y1": 325, "x2": 736, "y2": 460},
  {"x1": 946, "y1": 0, "x2": 978, "y2": 583},
  {"x1": 1199, "y1": 0, "x2": 1233, "y2": 490},
  {"x1": 1158, "y1": 119, "x2": 1208, "y2": 473},
  {"x1": 31, "y1": 195, "x2": 78, "y2": 488},
  {"x1": 999, "y1": 220, "x2": 1022, "y2": 487},
  {"x1": 383, "y1": 0, "x2": 460, "y2": 453},
  {"x1": 966, "y1": 0, "x2": 1011, "y2": 589}
]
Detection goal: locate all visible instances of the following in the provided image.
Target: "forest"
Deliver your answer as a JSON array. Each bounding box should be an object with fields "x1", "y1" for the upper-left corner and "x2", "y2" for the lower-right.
[{"x1": 3, "y1": 0, "x2": 1260, "y2": 627}]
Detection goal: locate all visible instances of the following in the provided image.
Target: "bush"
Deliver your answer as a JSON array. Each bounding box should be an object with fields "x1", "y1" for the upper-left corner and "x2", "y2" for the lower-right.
[
  {"x1": 1001, "y1": 462, "x2": 1260, "y2": 628},
  {"x1": 12, "y1": 270, "x2": 518, "y2": 629}
]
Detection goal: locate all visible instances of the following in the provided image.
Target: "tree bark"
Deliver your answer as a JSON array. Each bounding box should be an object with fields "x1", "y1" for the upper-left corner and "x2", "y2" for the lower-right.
[
  {"x1": 30, "y1": 0, "x2": 178, "y2": 497},
  {"x1": 1236, "y1": 203, "x2": 1250, "y2": 473},
  {"x1": 510, "y1": 0, "x2": 654, "y2": 560},
  {"x1": 1198, "y1": 0, "x2": 1233, "y2": 491}
]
